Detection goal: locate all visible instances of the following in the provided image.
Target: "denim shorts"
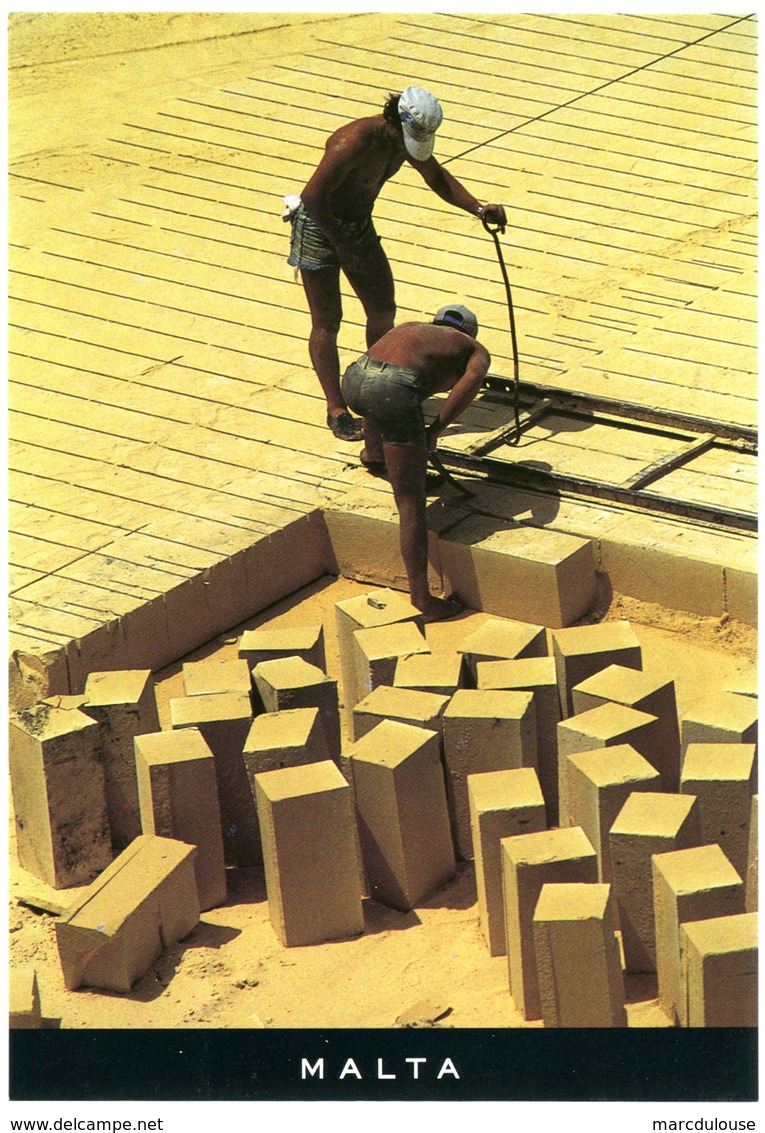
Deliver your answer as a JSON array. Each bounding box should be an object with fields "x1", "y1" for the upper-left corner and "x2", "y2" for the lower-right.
[
  {"x1": 287, "y1": 204, "x2": 381, "y2": 270},
  {"x1": 341, "y1": 355, "x2": 427, "y2": 446}
]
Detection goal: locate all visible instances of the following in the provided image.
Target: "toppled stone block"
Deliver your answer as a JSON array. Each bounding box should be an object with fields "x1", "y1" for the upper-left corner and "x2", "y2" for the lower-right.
[
  {"x1": 182, "y1": 658, "x2": 253, "y2": 698},
  {"x1": 468, "y1": 767, "x2": 546, "y2": 956},
  {"x1": 239, "y1": 624, "x2": 326, "y2": 673},
  {"x1": 680, "y1": 743, "x2": 757, "y2": 878},
  {"x1": 82, "y1": 669, "x2": 160, "y2": 850},
  {"x1": 351, "y1": 720, "x2": 455, "y2": 911},
  {"x1": 254, "y1": 760, "x2": 364, "y2": 947},
  {"x1": 10, "y1": 704, "x2": 111, "y2": 889},
  {"x1": 533, "y1": 882, "x2": 626, "y2": 1028},
  {"x1": 335, "y1": 589, "x2": 423, "y2": 715},
  {"x1": 243, "y1": 706, "x2": 329, "y2": 775},
  {"x1": 353, "y1": 621, "x2": 429, "y2": 703},
  {"x1": 443, "y1": 689, "x2": 538, "y2": 860},
  {"x1": 680, "y1": 691, "x2": 758, "y2": 757},
  {"x1": 135, "y1": 728, "x2": 227, "y2": 912},
  {"x1": 55, "y1": 835, "x2": 200, "y2": 992},
  {"x1": 457, "y1": 617, "x2": 547, "y2": 684},
  {"x1": 680, "y1": 912, "x2": 757, "y2": 1027},
  {"x1": 10, "y1": 967, "x2": 42, "y2": 1029},
  {"x1": 394, "y1": 651, "x2": 465, "y2": 697},
  {"x1": 252, "y1": 657, "x2": 340, "y2": 760},
  {"x1": 351, "y1": 685, "x2": 449, "y2": 743},
  {"x1": 552, "y1": 621, "x2": 642, "y2": 718}
]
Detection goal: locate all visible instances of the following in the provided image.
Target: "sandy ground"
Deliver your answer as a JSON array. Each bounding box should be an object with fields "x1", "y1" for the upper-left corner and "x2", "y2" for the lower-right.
[{"x1": 9, "y1": 575, "x2": 756, "y2": 1031}]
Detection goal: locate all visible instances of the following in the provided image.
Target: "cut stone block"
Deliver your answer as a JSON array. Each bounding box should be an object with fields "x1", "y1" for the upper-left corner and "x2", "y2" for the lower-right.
[
  {"x1": 351, "y1": 685, "x2": 449, "y2": 743},
  {"x1": 476, "y1": 656, "x2": 561, "y2": 826},
  {"x1": 243, "y1": 707, "x2": 329, "y2": 776},
  {"x1": 254, "y1": 760, "x2": 363, "y2": 947},
  {"x1": 680, "y1": 912, "x2": 757, "y2": 1027},
  {"x1": 558, "y1": 703, "x2": 660, "y2": 829},
  {"x1": 501, "y1": 826, "x2": 598, "y2": 1020},
  {"x1": 533, "y1": 882, "x2": 627, "y2": 1028},
  {"x1": 82, "y1": 669, "x2": 160, "y2": 850},
  {"x1": 169, "y1": 690, "x2": 257, "y2": 866},
  {"x1": 443, "y1": 689, "x2": 538, "y2": 860},
  {"x1": 239, "y1": 624, "x2": 326, "y2": 673},
  {"x1": 609, "y1": 792, "x2": 701, "y2": 973},
  {"x1": 182, "y1": 658, "x2": 252, "y2": 699},
  {"x1": 350, "y1": 720, "x2": 455, "y2": 911},
  {"x1": 567, "y1": 745, "x2": 660, "y2": 883},
  {"x1": 680, "y1": 743, "x2": 757, "y2": 878},
  {"x1": 572, "y1": 664, "x2": 681, "y2": 792},
  {"x1": 335, "y1": 588, "x2": 423, "y2": 714},
  {"x1": 551, "y1": 621, "x2": 643, "y2": 718},
  {"x1": 439, "y1": 515, "x2": 596, "y2": 628},
  {"x1": 652, "y1": 843, "x2": 745, "y2": 1025},
  {"x1": 353, "y1": 621, "x2": 429, "y2": 704},
  {"x1": 468, "y1": 768, "x2": 546, "y2": 956},
  {"x1": 457, "y1": 617, "x2": 547, "y2": 684},
  {"x1": 135, "y1": 728, "x2": 227, "y2": 912},
  {"x1": 394, "y1": 651, "x2": 465, "y2": 697},
  {"x1": 680, "y1": 691, "x2": 758, "y2": 757},
  {"x1": 10, "y1": 704, "x2": 111, "y2": 889},
  {"x1": 252, "y1": 657, "x2": 340, "y2": 760},
  {"x1": 723, "y1": 669, "x2": 758, "y2": 699},
  {"x1": 55, "y1": 835, "x2": 200, "y2": 992},
  {"x1": 10, "y1": 968, "x2": 42, "y2": 1029},
  {"x1": 746, "y1": 794, "x2": 758, "y2": 912}
]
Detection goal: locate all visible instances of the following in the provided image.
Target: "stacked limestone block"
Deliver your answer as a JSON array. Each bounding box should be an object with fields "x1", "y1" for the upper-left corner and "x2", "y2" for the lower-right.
[
  {"x1": 458, "y1": 617, "x2": 547, "y2": 685},
  {"x1": 335, "y1": 588, "x2": 423, "y2": 719},
  {"x1": 239, "y1": 624, "x2": 326, "y2": 673},
  {"x1": 680, "y1": 743, "x2": 757, "y2": 877},
  {"x1": 182, "y1": 658, "x2": 253, "y2": 699},
  {"x1": 252, "y1": 657, "x2": 341, "y2": 761},
  {"x1": 352, "y1": 621, "x2": 430, "y2": 704},
  {"x1": 680, "y1": 912, "x2": 757, "y2": 1027},
  {"x1": 552, "y1": 621, "x2": 642, "y2": 718},
  {"x1": 10, "y1": 703, "x2": 112, "y2": 888},
  {"x1": 394, "y1": 650, "x2": 465, "y2": 697},
  {"x1": 170, "y1": 689, "x2": 257, "y2": 866},
  {"x1": 81, "y1": 669, "x2": 161, "y2": 851},
  {"x1": 680, "y1": 691, "x2": 758, "y2": 756},
  {"x1": 533, "y1": 883, "x2": 627, "y2": 1027},
  {"x1": 135, "y1": 728, "x2": 227, "y2": 911},
  {"x1": 350, "y1": 721, "x2": 455, "y2": 911},
  {"x1": 55, "y1": 835, "x2": 200, "y2": 992},
  {"x1": 351, "y1": 685, "x2": 449, "y2": 743}
]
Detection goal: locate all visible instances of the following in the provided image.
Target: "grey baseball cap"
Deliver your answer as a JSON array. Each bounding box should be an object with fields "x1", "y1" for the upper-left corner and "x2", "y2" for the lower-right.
[
  {"x1": 433, "y1": 304, "x2": 479, "y2": 338},
  {"x1": 399, "y1": 86, "x2": 443, "y2": 161}
]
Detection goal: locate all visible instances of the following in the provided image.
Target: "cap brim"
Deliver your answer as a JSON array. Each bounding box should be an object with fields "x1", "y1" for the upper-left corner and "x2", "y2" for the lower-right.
[{"x1": 403, "y1": 131, "x2": 435, "y2": 162}]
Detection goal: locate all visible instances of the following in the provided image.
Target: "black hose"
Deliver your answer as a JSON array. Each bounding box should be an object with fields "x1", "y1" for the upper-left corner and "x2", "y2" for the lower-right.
[{"x1": 482, "y1": 216, "x2": 521, "y2": 446}]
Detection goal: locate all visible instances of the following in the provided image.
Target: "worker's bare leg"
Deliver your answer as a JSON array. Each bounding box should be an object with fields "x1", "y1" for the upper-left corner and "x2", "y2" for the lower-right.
[
  {"x1": 384, "y1": 441, "x2": 462, "y2": 622},
  {"x1": 301, "y1": 266, "x2": 347, "y2": 418},
  {"x1": 344, "y1": 242, "x2": 396, "y2": 349}
]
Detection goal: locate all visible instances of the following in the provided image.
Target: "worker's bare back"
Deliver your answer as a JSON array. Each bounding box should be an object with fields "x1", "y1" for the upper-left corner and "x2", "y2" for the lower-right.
[
  {"x1": 301, "y1": 116, "x2": 408, "y2": 221},
  {"x1": 366, "y1": 322, "x2": 490, "y2": 397}
]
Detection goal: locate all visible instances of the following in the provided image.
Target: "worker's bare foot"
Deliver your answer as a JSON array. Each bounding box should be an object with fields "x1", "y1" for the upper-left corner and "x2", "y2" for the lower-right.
[
  {"x1": 417, "y1": 594, "x2": 465, "y2": 623},
  {"x1": 360, "y1": 449, "x2": 387, "y2": 477}
]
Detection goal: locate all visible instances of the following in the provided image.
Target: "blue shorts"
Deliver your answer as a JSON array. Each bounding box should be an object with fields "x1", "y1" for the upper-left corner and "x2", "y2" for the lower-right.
[
  {"x1": 341, "y1": 355, "x2": 427, "y2": 446},
  {"x1": 287, "y1": 203, "x2": 381, "y2": 270}
]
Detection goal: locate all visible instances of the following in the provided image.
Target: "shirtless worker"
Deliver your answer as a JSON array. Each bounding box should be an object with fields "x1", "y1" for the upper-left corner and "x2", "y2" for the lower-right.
[
  {"x1": 285, "y1": 86, "x2": 506, "y2": 440},
  {"x1": 341, "y1": 303, "x2": 489, "y2": 623}
]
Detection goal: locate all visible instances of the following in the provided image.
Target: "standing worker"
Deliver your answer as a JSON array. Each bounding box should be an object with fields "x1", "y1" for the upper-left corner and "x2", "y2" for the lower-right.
[
  {"x1": 284, "y1": 86, "x2": 506, "y2": 440},
  {"x1": 341, "y1": 303, "x2": 489, "y2": 622}
]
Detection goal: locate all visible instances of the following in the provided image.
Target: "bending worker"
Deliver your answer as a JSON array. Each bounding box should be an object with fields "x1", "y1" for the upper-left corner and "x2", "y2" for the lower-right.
[
  {"x1": 285, "y1": 86, "x2": 506, "y2": 441},
  {"x1": 341, "y1": 304, "x2": 489, "y2": 623}
]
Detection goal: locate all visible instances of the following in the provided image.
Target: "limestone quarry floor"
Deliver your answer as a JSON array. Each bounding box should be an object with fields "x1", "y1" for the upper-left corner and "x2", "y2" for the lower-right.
[{"x1": 9, "y1": 576, "x2": 756, "y2": 1031}]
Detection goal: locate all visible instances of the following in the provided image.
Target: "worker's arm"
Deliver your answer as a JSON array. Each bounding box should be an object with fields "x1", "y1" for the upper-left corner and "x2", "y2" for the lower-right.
[
  {"x1": 426, "y1": 341, "x2": 491, "y2": 450},
  {"x1": 410, "y1": 156, "x2": 507, "y2": 230}
]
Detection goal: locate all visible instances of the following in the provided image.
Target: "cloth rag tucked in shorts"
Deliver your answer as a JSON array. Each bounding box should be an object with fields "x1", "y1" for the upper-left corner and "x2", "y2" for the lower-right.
[
  {"x1": 287, "y1": 202, "x2": 381, "y2": 270},
  {"x1": 341, "y1": 354, "x2": 428, "y2": 446}
]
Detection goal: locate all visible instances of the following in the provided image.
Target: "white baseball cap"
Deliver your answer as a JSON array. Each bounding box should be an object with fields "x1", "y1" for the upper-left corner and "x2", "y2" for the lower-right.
[{"x1": 398, "y1": 86, "x2": 443, "y2": 161}]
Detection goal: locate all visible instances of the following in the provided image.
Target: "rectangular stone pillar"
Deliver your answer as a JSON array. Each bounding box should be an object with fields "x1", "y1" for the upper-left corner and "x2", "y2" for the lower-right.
[
  {"x1": 182, "y1": 658, "x2": 253, "y2": 698},
  {"x1": 10, "y1": 968, "x2": 41, "y2": 1029},
  {"x1": 253, "y1": 760, "x2": 364, "y2": 947},
  {"x1": 609, "y1": 792, "x2": 701, "y2": 973},
  {"x1": 239, "y1": 624, "x2": 326, "y2": 672},
  {"x1": 458, "y1": 617, "x2": 547, "y2": 684},
  {"x1": 746, "y1": 794, "x2": 758, "y2": 912},
  {"x1": 567, "y1": 745, "x2": 659, "y2": 883},
  {"x1": 572, "y1": 664, "x2": 681, "y2": 791},
  {"x1": 394, "y1": 651, "x2": 465, "y2": 697},
  {"x1": 680, "y1": 743, "x2": 757, "y2": 878},
  {"x1": 533, "y1": 882, "x2": 627, "y2": 1027},
  {"x1": 10, "y1": 704, "x2": 111, "y2": 889},
  {"x1": 468, "y1": 767, "x2": 546, "y2": 956},
  {"x1": 680, "y1": 912, "x2": 757, "y2": 1027},
  {"x1": 501, "y1": 826, "x2": 598, "y2": 1020},
  {"x1": 680, "y1": 691, "x2": 758, "y2": 757},
  {"x1": 169, "y1": 690, "x2": 257, "y2": 866},
  {"x1": 135, "y1": 728, "x2": 227, "y2": 911},
  {"x1": 353, "y1": 621, "x2": 429, "y2": 704},
  {"x1": 551, "y1": 621, "x2": 642, "y2": 717},
  {"x1": 252, "y1": 657, "x2": 340, "y2": 759},
  {"x1": 351, "y1": 720, "x2": 455, "y2": 911},
  {"x1": 82, "y1": 669, "x2": 160, "y2": 850},
  {"x1": 443, "y1": 689, "x2": 538, "y2": 860},
  {"x1": 351, "y1": 685, "x2": 449, "y2": 743},
  {"x1": 652, "y1": 843, "x2": 745, "y2": 1025},
  {"x1": 335, "y1": 588, "x2": 423, "y2": 715},
  {"x1": 557, "y1": 703, "x2": 659, "y2": 829},
  {"x1": 55, "y1": 835, "x2": 200, "y2": 992},
  {"x1": 476, "y1": 656, "x2": 561, "y2": 826}
]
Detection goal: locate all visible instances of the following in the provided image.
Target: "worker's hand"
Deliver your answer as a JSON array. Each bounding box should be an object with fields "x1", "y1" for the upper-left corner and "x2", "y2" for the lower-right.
[
  {"x1": 426, "y1": 421, "x2": 440, "y2": 452},
  {"x1": 481, "y1": 204, "x2": 507, "y2": 233}
]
